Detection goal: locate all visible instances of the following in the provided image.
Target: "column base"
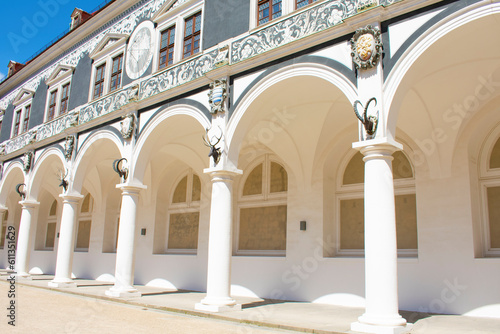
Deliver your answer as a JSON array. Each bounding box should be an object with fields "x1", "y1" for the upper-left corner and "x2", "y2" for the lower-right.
[
  {"x1": 14, "y1": 273, "x2": 32, "y2": 280},
  {"x1": 48, "y1": 280, "x2": 77, "y2": 288},
  {"x1": 195, "y1": 302, "x2": 242, "y2": 313},
  {"x1": 105, "y1": 286, "x2": 142, "y2": 298},
  {"x1": 351, "y1": 322, "x2": 412, "y2": 334}
]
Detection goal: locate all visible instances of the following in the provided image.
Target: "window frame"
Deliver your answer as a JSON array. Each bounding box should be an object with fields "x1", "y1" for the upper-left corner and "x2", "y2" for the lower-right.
[
  {"x1": 335, "y1": 150, "x2": 418, "y2": 258},
  {"x1": 109, "y1": 54, "x2": 123, "y2": 92},
  {"x1": 478, "y1": 129, "x2": 500, "y2": 257},
  {"x1": 88, "y1": 33, "x2": 127, "y2": 102},
  {"x1": 45, "y1": 65, "x2": 73, "y2": 122},
  {"x1": 236, "y1": 155, "x2": 288, "y2": 257},
  {"x1": 11, "y1": 89, "x2": 34, "y2": 138},
  {"x1": 164, "y1": 170, "x2": 201, "y2": 255},
  {"x1": 152, "y1": 1, "x2": 204, "y2": 71},
  {"x1": 158, "y1": 25, "x2": 177, "y2": 70}
]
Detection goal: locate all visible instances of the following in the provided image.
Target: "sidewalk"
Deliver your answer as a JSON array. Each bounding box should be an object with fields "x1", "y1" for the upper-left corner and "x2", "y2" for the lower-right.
[{"x1": 1, "y1": 270, "x2": 499, "y2": 334}]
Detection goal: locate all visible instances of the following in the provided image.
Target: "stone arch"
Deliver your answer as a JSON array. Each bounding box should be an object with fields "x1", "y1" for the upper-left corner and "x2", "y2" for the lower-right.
[{"x1": 28, "y1": 147, "x2": 66, "y2": 201}]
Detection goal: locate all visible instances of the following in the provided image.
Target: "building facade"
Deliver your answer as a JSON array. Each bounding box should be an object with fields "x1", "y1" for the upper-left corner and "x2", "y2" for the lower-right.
[{"x1": 0, "y1": 0, "x2": 499, "y2": 332}]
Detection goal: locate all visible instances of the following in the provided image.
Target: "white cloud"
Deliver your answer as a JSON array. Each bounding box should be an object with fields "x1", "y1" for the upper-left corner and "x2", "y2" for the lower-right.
[{"x1": 0, "y1": 72, "x2": 5, "y2": 81}]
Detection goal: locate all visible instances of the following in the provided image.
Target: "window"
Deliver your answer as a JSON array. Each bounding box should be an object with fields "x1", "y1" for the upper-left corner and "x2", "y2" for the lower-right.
[
  {"x1": 237, "y1": 156, "x2": 288, "y2": 256},
  {"x1": 479, "y1": 133, "x2": 500, "y2": 257},
  {"x1": 337, "y1": 151, "x2": 418, "y2": 257},
  {"x1": 159, "y1": 26, "x2": 176, "y2": 69},
  {"x1": 0, "y1": 211, "x2": 7, "y2": 249},
  {"x1": 76, "y1": 193, "x2": 94, "y2": 252},
  {"x1": 167, "y1": 172, "x2": 201, "y2": 253},
  {"x1": 22, "y1": 105, "x2": 31, "y2": 133},
  {"x1": 93, "y1": 64, "x2": 106, "y2": 99},
  {"x1": 183, "y1": 12, "x2": 202, "y2": 58},
  {"x1": 109, "y1": 54, "x2": 123, "y2": 92},
  {"x1": 45, "y1": 65, "x2": 73, "y2": 121},
  {"x1": 60, "y1": 84, "x2": 70, "y2": 115},
  {"x1": 13, "y1": 110, "x2": 21, "y2": 137},
  {"x1": 44, "y1": 200, "x2": 58, "y2": 249},
  {"x1": 296, "y1": 0, "x2": 318, "y2": 9},
  {"x1": 258, "y1": 0, "x2": 282, "y2": 26}
]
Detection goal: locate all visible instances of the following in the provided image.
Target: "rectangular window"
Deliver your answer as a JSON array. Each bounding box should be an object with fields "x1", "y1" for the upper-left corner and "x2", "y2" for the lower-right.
[
  {"x1": 48, "y1": 90, "x2": 57, "y2": 121},
  {"x1": 109, "y1": 54, "x2": 123, "y2": 92},
  {"x1": 13, "y1": 109, "x2": 21, "y2": 136},
  {"x1": 159, "y1": 26, "x2": 176, "y2": 69},
  {"x1": 22, "y1": 105, "x2": 31, "y2": 133},
  {"x1": 59, "y1": 84, "x2": 70, "y2": 115},
  {"x1": 239, "y1": 205, "x2": 287, "y2": 251},
  {"x1": 183, "y1": 12, "x2": 202, "y2": 59},
  {"x1": 168, "y1": 212, "x2": 200, "y2": 250},
  {"x1": 296, "y1": 0, "x2": 317, "y2": 9},
  {"x1": 0, "y1": 225, "x2": 6, "y2": 248},
  {"x1": 45, "y1": 222, "x2": 56, "y2": 249},
  {"x1": 76, "y1": 220, "x2": 92, "y2": 251},
  {"x1": 93, "y1": 64, "x2": 106, "y2": 99},
  {"x1": 258, "y1": 0, "x2": 282, "y2": 26}
]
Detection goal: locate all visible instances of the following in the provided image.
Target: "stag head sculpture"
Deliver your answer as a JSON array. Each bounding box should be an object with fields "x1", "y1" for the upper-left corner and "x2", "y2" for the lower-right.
[
  {"x1": 353, "y1": 97, "x2": 379, "y2": 138},
  {"x1": 57, "y1": 168, "x2": 69, "y2": 192},
  {"x1": 16, "y1": 183, "x2": 26, "y2": 200},
  {"x1": 113, "y1": 158, "x2": 128, "y2": 183},
  {"x1": 202, "y1": 127, "x2": 223, "y2": 165}
]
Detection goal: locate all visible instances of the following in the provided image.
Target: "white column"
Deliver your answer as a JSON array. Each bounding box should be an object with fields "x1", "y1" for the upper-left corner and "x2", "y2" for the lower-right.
[
  {"x1": 351, "y1": 139, "x2": 410, "y2": 334},
  {"x1": 106, "y1": 183, "x2": 146, "y2": 298},
  {"x1": 15, "y1": 200, "x2": 39, "y2": 278},
  {"x1": 195, "y1": 169, "x2": 242, "y2": 312},
  {"x1": 49, "y1": 194, "x2": 83, "y2": 288}
]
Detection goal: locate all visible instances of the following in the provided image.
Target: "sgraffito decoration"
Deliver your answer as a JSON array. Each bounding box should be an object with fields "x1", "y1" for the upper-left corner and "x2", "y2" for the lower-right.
[
  {"x1": 351, "y1": 25, "x2": 382, "y2": 70},
  {"x1": 22, "y1": 151, "x2": 33, "y2": 173},
  {"x1": 64, "y1": 136, "x2": 75, "y2": 161},
  {"x1": 208, "y1": 79, "x2": 227, "y2": 114}
]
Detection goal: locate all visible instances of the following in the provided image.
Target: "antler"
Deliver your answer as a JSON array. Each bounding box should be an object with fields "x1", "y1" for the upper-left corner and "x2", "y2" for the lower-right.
[
  {"x1": 352, "y1": 97, "x2": 379, "y2": 137},
  {"x1": 57, "y1": 168, "x2": 69, "y2": 192},
  {"x1": 202, "y1": 127, "x2": 223, "y2": 165},
  {"x1": 113, "y1": 158, "x2": 128, "y2": 182},
  {"x1": 16, "y1": 183, "x2": 26, "y2": 200}
]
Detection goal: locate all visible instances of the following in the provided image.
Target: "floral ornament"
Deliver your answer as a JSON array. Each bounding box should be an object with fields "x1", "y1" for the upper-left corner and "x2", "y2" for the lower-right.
[{"x1": 351, "y1": 25, "x2": 382, "y2": 70}]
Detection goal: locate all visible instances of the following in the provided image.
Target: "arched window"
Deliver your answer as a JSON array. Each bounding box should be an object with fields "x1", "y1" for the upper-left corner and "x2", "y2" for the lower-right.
[
  {"x1": 479, "y1": 135, "x2": 500, "y2": 257},
  {"x1": 237, "y1": 155, "x2": 288, "y2": 256},
  {"x1": 337, "y1": 150, "x2": 418, "y2": 257},
  {"x1": 165, "y1": 171, "x2": 201, "y2": 253},
  {"x1": 75, "y1": 193, "x2": 94, "y2": 252}
]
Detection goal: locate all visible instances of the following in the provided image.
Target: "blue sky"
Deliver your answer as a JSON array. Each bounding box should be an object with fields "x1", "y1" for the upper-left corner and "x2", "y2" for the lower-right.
[{"x1": 0, "y1": 0, "x2": 110, "y2": 80}]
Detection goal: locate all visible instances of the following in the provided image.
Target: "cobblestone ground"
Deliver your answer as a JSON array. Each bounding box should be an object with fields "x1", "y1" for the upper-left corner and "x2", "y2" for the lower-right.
[{"x1": 0, "y1": 282, "x2": 300, "y2": 334}]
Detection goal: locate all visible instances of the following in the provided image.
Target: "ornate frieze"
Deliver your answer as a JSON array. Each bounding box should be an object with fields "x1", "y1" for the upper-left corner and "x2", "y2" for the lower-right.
[
  {"x1": 140, "y1": 49, "x2": 219, "y2": 99},
  {"x1": 37, "y1": 112, "x2": 79, "y2": 141},
  {"x1": 357, "y1": 0, "x2": 378, "y2": 12},
  {"x1": 350, "y1": 25, "x2": 382, "y2": 70},
  {"x1": 5, "y1": 132, "x2": 32, "y2": 155},
  {"x1": 231, "y1": 0, "x2": 357, "y2": 64},
  {"x1": 79, "y1": 89, "x2": 131, "y2": 125}
]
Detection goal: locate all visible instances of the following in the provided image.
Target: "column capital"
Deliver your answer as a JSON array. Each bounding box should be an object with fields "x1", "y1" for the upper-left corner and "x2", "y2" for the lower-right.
[
  {"x1": 204, "y1": 167, "x2": 242, "y2": 180},
  {"x1": 116, "y1": 182, "x2": 147, "y2": 193},
  {"x1": 19, "y1": 200, "x2": 40, "y2": 208},
  {"x1": 353, "y1": 137, "x2": 403, "y2": 157},
  {"x1": 59, "y1": 193, "x2": 84, "y2": 202}
]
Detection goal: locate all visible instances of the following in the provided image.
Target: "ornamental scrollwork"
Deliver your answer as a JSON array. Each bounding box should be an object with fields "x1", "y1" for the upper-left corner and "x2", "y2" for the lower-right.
[
  {"x1": 231, "y1": 0, "x2": 356, "y2": 64},
  {"x1": 208, "y1": 79, "x2": 227, "y2": 114},
  {"x1": 350, "y1": 25, "x2": 382, "y2": 70}
]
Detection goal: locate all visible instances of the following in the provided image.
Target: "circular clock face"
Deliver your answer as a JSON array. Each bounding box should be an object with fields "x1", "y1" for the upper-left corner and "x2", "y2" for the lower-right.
[{"x1": 126, "y1": 21, "x2": 154, "y2": 80}]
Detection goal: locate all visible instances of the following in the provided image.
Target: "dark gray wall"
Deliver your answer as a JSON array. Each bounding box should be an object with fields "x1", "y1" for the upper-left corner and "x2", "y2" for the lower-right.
[
  {"x1": 29, "y1": 82, "x2": 48, "y2": 129},
  {"x1": 69, "y1": 54, "x2": 92, "y2": 110},
  {"x1": 0, "y1": 104, "x2": 14, "y2": 142},
  {"x1": 203, "y1": 0, "x2": 250, "y2": 49}
]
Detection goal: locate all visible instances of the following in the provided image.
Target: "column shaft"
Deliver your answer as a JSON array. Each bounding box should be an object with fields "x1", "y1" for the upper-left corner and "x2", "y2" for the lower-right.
[
  {"x1": 15, "y1": 201, "x2": 39, "y2": 278},
  {"x1": 49, "y1": 195, "x2": 82, "y2": 288}
]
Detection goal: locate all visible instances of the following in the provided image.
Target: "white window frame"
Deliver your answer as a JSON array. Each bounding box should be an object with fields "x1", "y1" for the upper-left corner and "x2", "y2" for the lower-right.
[
  {"x1": 478, "y1": 127, "x2": 500, "y2": 257},
  {"x1": 152, "y1": 0, "x2": 204, "y2": 71},
  {"x1": 165, "y1": 170, "x2": 201, "y2": 254},
  {"x1": 45, "y1": 65, "x2": 74, "y2": 122},
  {"x1": 236, "y1": 154, "x2": 288, "y2": 257},
  {"x1": 335, "y1": 150, "x2": 417, "y2": 258},
  {"x1": 89, "y1": 34, "x2": 127, "y2": 101},
  {"x1": 11, "y1": 89, "x2": 34, "y2": 137}
]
